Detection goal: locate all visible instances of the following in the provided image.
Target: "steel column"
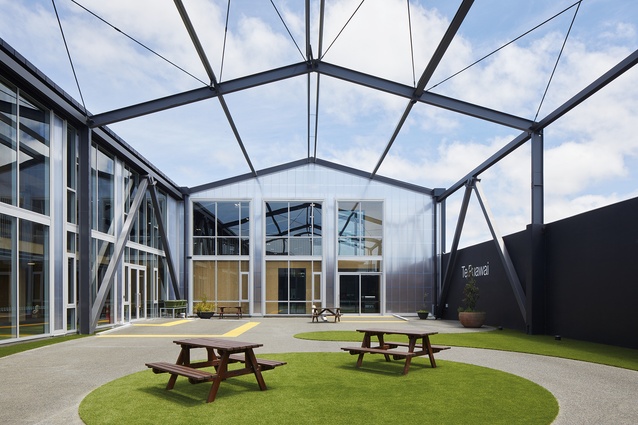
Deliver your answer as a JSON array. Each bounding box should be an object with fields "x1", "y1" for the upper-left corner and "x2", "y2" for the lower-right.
[
  {"x1": 436, "y1": 178, "x2": 474, "y2": 317},
  {"x1": 77, "y1": 126, "x2": 91, "y2": 334},
  {"x1": 528, "y1": 130, "x2": 545, "y2": 333}
]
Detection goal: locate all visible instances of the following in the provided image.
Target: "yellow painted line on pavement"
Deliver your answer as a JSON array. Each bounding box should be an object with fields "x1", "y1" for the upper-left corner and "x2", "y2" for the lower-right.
[
  {"x1": 221, "y1": 321, "x2": 260, "y2": 336},
  {"x1": 96, "y1": 321, "x2": 261, "y2": 338},
  {"x1": 131, "y1": 319, "x2": 192, "y2": 327}
]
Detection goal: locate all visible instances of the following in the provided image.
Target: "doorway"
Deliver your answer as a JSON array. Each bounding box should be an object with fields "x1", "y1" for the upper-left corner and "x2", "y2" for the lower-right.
[
  {"x1": 124, "y1": 264, "x2": 146, "y2": 322},
  {"x1": 338, "y1": 274, "x2": 380, "y2": 314}
]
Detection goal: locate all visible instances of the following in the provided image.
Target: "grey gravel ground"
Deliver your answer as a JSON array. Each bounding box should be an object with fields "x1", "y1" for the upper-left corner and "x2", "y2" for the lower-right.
[{"x1": 1, "y1": 316, "x2": 636, "y2": 424}]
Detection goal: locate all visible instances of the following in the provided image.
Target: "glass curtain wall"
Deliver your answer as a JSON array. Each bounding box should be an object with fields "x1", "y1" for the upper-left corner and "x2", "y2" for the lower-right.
[
  {"x1": 0, "y1": 79, "x2": 51, "y2": 339},
  {"x1": 192, "y1": 201, "x2": 250, "y2": 311},
  {"x1": 0, "y1": 214, "x2": 15, "y2": 340},
  {"x1": 65, "y1": 124, "x2": 78, "y2": 331},
  {"x1": 123, "y1": 166, "x2": 169, "y2": 320},
  {"x1": 264, "y1": 201, "x2": 322, "y2": 314},
  {"x1": 337, "y1": 201, "x2": 383, "y2": 314},
  {"x1": 91, "y1": 145, "x2": 114, "y2": 326}
]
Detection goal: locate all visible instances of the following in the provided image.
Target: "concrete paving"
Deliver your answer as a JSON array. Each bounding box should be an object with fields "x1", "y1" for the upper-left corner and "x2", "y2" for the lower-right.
[{"x1": 1, "y1": 316, "x2": 636, "y2": 424}]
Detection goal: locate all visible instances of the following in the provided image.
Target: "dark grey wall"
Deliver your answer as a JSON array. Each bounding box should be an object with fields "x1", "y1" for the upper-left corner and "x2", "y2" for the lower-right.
[{"x1": 441, "y1": 197, "x2": 638, "y2": 349}]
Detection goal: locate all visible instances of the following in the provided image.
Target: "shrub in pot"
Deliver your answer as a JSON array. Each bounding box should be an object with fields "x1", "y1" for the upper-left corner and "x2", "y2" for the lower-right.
[
  {"x1": 194, "y1": 296, "x2": 216, "y2": 319},
  {"x1": 457, "y1": 275, "x2": 486, "y2": 328}
]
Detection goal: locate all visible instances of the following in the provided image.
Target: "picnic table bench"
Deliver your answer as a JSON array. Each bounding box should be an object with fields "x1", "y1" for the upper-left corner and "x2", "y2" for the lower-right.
[
  {"x1": 145, "y1": 338, "x2": 285, "y2": 403},
  {"x1": 146, "y1": 362, "x2": 216, "y2": 384},
  {"x1": 218, "y1": 305, "x2": 243, "y2": 319},
  {"x1": 341, "y1": 328, "x2": 450, "y2": 374},
  {"x1": 311, "y1": 306, "x2": 341, "y2": 322}
]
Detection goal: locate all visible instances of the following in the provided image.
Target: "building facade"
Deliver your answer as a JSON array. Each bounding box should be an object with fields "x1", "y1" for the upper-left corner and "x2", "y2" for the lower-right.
[
  {"x1": 0, "y1": 38, "x2": 435, "y2": 343},
  {"x1": 187, "y1": 160, "x2": 436, "y2": 317}
]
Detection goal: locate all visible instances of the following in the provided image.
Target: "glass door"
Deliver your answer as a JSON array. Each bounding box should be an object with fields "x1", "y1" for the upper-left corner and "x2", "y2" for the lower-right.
[
  {"x1": 125, "y1": 264, "x2": 146, "y2": 322},
  {"x1": 339, "y1": 274, "x2": 380, "y2": 314}
]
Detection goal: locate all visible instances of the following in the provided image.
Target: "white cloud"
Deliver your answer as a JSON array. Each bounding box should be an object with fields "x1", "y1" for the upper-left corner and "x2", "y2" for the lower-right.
[{"x1": 1, "y1": 0, "x2": 637, "y2": 247}]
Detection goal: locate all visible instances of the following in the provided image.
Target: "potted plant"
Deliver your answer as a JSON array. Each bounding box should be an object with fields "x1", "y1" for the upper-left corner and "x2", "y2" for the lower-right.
[
  {"x1": 457, "y1": 275, "x2": 486, "y2": 328},
  {"x1": 194, "y1": 296, "x2": 216, "y2": 319},
  {"x1": 417, "y1": 291, "x2": 429, "y2": 319}
]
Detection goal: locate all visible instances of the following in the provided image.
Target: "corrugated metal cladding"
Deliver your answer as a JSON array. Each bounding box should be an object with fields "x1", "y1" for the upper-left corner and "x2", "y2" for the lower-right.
[{"x1": 189, "y1": 162, "x2": 435, "y2": 315}]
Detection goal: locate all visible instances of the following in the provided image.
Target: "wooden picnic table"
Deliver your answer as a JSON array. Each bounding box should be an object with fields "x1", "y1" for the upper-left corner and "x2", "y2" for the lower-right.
[
  {"x1": 218, "y1": 305, "x2": 243, "y2": 319},
  {"x1": 341, "y1": 328, "x2": 450, "y2": 375},
  {"x1": 146, "y1": 338, "x2": 285, "y2": 403},
  {"x1": 311, "y1": 306, "x2": 341, "y2": 322}
]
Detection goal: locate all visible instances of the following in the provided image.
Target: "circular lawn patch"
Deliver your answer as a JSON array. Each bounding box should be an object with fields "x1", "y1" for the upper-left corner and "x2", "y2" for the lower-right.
[{"x1": 80, "y1": 352, "x2": 557, "y2": 424}]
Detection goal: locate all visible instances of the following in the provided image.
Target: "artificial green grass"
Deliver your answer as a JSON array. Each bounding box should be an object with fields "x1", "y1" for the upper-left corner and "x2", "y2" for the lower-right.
[
  {"x1": 79, "y1": 352, "x2": 558, "y2": 425},
  {"x1": 294, "y1": 329, "x2": 638, "y2": 371},
  {"x1": 0, "y1": 334, "x2": 86, "y2": 358}
]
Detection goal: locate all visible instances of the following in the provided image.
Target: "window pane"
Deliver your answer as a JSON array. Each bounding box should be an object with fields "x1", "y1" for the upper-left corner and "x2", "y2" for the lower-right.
[
  {"x1": 289, "y1": 202, "x2": 312, "y2": 237},
  {"x1": 193, "y1": 237, "x2": 215, "y2": 255},
  {"x1": 217, "y1": 237, "x2": 239, "y2": 255},
  {"x1": 216, "y1": 202, "x2": 239, "y2": 236},
  {"x1": 0, "y1": 80, "x2": 17, "y2": 207},
  {"x1": 193, "y1": 201, "x2": 216, "y2": 236},
  {"x1": 0, "y1": 214, "x2": 15, "y2": 340},
  {"x1": 19, "y1": 220, "x2": 49, "y2": 336},
  {"x1": 19, "y1": 95, "x2": 49, "y2": 215},
  {"x1": 338, "y1": 206, "x2": 360, "y2": 238},
  {"x1": 265, "y1": 237, "x2": 287, "y2": 255},
  {"x1": 217, "y1": 260, "x2": 239, "y2": 301},
  {"x1": 92, "y1": 147, "x2": 114, "y2": 233},
  {"x1": 361, "y1": 201, "x2": 383, "y2": 237},
  {"x1": 289, "y1": 237, "x2": 312, "y2": 255},
  {"x1": 240, "y1": 202, "x2": 250, "y2": 237},
  {"x1": 312, "y1": 203, "x2": 322, "y2": 236},
  {"x1": 265, "y1": 202, "x2": 288, "y2": 236},
  {"x1": 66, "y1": 124, "x2": 77, "y2": 189}
]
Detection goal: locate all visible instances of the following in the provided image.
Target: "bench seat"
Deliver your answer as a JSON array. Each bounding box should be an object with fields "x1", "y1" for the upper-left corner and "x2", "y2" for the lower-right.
[
  {"x1": 228, "y1": 354, "x2": 287, "y2": 370},
  {"x1": 145, "y1": 362, "x2": 216, "y2": 384},
  {"x1": 341, "y1": 346, "x2": 417, "y2": 359},
  {"x1": 384, "y1": 341, "x2": 451, "y2": 353}
]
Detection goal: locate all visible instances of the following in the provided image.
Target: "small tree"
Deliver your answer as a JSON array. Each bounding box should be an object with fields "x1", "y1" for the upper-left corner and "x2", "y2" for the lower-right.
[
  {"x1": 459, "y1": 275, "x2": 479, "y2": 312},
  {"x1": 417, "y1": 291, "x2": 429, "y2": 313}
]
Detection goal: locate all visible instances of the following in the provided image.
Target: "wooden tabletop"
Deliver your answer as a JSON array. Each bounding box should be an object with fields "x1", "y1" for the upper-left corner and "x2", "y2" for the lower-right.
[
  {"x1": 174, "y1": 338, "x2": 263, "y2": 351},
  {"x1": 355, "y1": 328, "x2": 438, "y2": 337}
]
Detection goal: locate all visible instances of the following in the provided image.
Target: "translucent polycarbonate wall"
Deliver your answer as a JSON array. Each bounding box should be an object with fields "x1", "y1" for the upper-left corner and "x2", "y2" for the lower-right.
[{"x1": 189, "y1": 163, "x2": 435, "y2": 315}]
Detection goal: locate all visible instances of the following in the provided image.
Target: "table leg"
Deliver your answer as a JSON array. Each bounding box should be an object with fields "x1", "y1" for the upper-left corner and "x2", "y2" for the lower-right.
[
  {"x1": 402, "y1": 337, "x2": 418, "y2": 375},
  {"x1": 377, "y1": 334, "x2": 391, "y2": 362},
  {"x1": 206, "y1": 352, "x2": 229, "y2": 403},
  {"x1": 245, "y1": 349, "x2": 267, "y2": 391},
  {"x1": 167, "y1": 347, "x2": 190, "y2": 389},
  {"x1": 424, "y1": 336, "x2": 437, "y2": 368}
]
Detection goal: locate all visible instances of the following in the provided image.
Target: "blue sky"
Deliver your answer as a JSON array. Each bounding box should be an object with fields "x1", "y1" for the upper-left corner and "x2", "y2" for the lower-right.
[{"x1": 1, "y1": 0, "x2": 637, "y2": 247}]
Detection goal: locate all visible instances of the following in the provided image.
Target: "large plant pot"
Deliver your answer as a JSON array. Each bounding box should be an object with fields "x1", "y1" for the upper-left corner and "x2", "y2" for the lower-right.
[
  {"x1": 197, "y1": 311, "x2": 215, "y2": 319},
  {"x1": 417, "y1": 311, "x2": 429, "y2": 320},
  {"x1": 458, "y1": 311, "x2": 486, "y2": 328}
]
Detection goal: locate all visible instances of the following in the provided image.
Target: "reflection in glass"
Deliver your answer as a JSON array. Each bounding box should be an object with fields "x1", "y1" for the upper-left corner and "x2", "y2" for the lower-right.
[
  {"x1": 19, "y1": 219, "x2": 49, "y2": 336},
  {"x1": 338, "y1": 201, "x2": 383, "y2": 255},
  {"x1": 193, "y1": 201, "x2": 249, "y2": 255},
  {"x1": 91, "y1": 146, "x2": 114, "y2": 234},
  {"x1": 265, "y1": 201, "x2": 321, "y2": 255},
  {"x1": 0, "y1": 80, "x2": 17, "y2": 207},
  {"x1": 18, "y1": 95, "x2": 50, "y2": 215},
  {"x1": 0, "y1": 214, "x2": 15, "y2": 340},
  {"x1": 265, "y1": 260, "x2": 319, "y2": 314}
]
